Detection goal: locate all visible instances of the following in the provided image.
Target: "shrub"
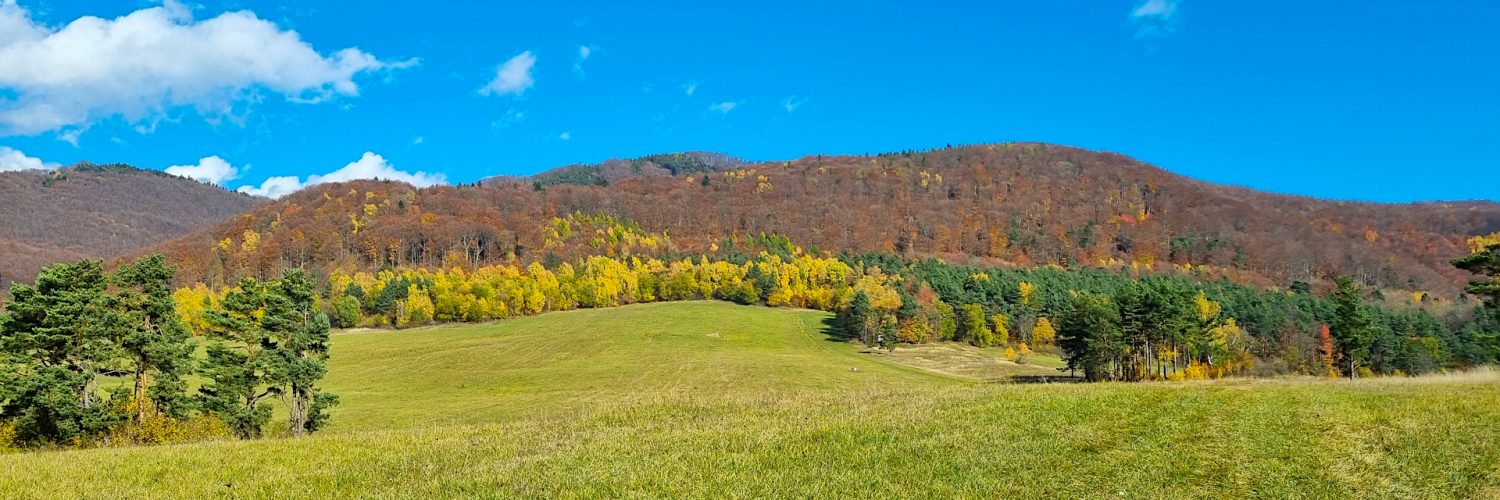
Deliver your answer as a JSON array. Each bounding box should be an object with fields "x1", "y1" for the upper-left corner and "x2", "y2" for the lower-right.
[
  {"x1": 1182, "y1": 362, "x2": 1211, "y2": 380},
  {"x1": 0, "y1": 421, "x2": 16, "y2": 452},
  {"x1": 100, "y1": 415, "x2": 234, "y2": 448}
]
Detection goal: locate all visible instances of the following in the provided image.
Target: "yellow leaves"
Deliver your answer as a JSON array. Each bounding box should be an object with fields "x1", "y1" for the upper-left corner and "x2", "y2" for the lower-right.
[
  {"x1": 397, "y1": 284, "x2": 434, "y2": 328},
  {"x1": 1364, "y1": 229, "x2": 1379, "y2": 243},
  {"x1": 1195, "y1": 291, "x2": 1221, "y2": 322},
  {"x1": 1018, "y1": 281, "x2": 1036, "y2": 306},
  {"x1": 0, "y1": 420, "x2": 15, "y2": 451},
  {"x1": 544, "y1": 212, "x2": 671, "y2": 256},
  {"x1": 756, "y1": 178, "x2": 774, "y2": 193},
  {"x1": 240, "y1": 229, "x2": 260, "y2": 254},
  {"x1": 1010, "y1": 343, "x2": 1034, "y2": 364},
  {"x1": 1412, "y1": 291, "x2": 1427, "y2": 303},
  {"x1": 969, "y1": 272, "x2": 992, "y2": 283},
  {"x1": 991, "y1": 313, "x2": 1010, "y2": 345},
  {"x1": 216, "y1": 237, "x2": 233, "y2": 254},
  {"x1": 1180, "y1": 362, "x2": 1210, "y2": 381},
  {"x1": 171, "y1": 283, "x2": 217, "y2": 335},
  {"x1": 363, "y1": 204, "x2": 379, "y2": 217},
  {"x1": 1468, "y1": 232, "x2": 1500, "y2": 253},
  {"x1": 349, "y1": 214, "x2": 365, "y2": 235},
  {"x1": 1030, "y1": 318, "x2": 1055, "y2": 345},
  {"x1": 917, "y1": 170, "x2": 944, "y2": 190},
  {"x1": 723, "y1": 168, "x2": 756, "y2": 180}
]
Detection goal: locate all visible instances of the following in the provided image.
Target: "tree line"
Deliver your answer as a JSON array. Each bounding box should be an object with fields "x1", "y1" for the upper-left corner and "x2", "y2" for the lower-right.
[
  {"x1": 841, "y1": 236, "x2": 1498, "y2": 380},
  {"x1": 176, "y1": 251, "x2": 902, "y2": 332},
  {"x1": 0, "y1": 256, "x2": 335, "y2": 449},
  {"x1": 6, "y1": 230, "x2": 1493, "y2": 451}
]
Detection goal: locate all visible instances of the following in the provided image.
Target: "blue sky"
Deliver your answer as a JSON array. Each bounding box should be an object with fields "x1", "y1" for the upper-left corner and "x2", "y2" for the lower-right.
[{"x1": 0, "y1": 0, "x2": 1495, "y2": 201}]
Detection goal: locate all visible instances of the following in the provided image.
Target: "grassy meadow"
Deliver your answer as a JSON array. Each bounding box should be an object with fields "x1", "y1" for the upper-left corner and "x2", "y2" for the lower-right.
[{"x1": 3, "y1": 301, "x2": 1498, "y2": 498}]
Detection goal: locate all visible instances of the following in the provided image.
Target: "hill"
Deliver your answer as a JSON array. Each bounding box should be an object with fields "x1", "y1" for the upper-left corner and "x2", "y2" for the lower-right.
[
  {"x1": 0, "y1": 163, "x2": 264, "y2": 292},
  {"x1": 144, "y1": 143, "x2": 1499, "y2": 296},
  {"x1": 2, "y1": 302, "x2": 1497, "y2": 497}
]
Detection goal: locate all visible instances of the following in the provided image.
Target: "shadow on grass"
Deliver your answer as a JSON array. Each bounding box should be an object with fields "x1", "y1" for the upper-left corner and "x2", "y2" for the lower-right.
[
  {"x1": 818, "y1": 316, "x2": 851, "y2": 343},
  {"x1": 1008, "y1": 374, "x2": 1084, "y2": 384}
]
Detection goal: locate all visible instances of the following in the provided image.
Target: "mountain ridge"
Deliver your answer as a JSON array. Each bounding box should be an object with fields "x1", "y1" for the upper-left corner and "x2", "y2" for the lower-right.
[
  {"x1": 130, "y1": 142, "x2": 1499, "y2": 297},
  {"x1": 0, "y1": 163, "x2": 265, "y2": 292}
]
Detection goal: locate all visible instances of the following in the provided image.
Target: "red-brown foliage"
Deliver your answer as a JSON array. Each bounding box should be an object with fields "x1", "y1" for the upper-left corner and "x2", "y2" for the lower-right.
[
  {"x1": 135, "y1": 143, "x2": 1499, "y2": 294},
  {"x1": 0, "y1": 164, "x2": 263, "y2": 292}
]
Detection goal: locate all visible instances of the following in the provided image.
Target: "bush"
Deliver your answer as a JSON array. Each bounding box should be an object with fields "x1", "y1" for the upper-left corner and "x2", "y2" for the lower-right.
[
  {"x1": 0, "y1": 421, "x2": 16, "y2": 452},
  {"x1": 1182, "y1": 362, "x2": 1211, "y2": 380},
  {"x1": 1015, "y1": 343, "x2": 1034, "y2": 365},
  {"x1": 101, "y1": 415, "x2": 234, "y2": 448}
]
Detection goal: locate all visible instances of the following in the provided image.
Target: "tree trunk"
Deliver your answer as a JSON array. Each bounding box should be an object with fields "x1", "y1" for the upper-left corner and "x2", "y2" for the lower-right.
[{"x1": 133, "y1": 365, "x2": 150, "y2": 423}]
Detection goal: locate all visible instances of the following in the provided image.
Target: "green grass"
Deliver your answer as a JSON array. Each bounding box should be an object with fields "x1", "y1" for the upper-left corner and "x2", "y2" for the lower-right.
[{"x1": 3, "y1": 301, "x2": 1499, "y2": 498}]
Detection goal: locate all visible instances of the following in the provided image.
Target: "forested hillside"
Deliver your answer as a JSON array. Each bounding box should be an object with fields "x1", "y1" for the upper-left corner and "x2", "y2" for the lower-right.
[
  {"x1": 0, "y1": 164, "x2": 264, "y2": 291},
  {"x1": 143, "y1": 143, "x2": 1499, "y2": 297}
]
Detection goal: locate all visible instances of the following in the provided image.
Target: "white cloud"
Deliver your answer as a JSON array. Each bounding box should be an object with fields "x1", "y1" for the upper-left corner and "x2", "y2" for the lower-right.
[
  {"x1": 708, "y1": 101, "x2": 739, "y2": 114},
  {"x1": 164, "y1": 155, "x2": 238, "y2": 185},
  {"x1": 491, "y1": 108, "x2": 526, "y2": 131},
  {"x1": 412, "y1": 135, "x2": 425, "y2": 145},
  {"x1": 1130, "y1": 0, "x2": 1182, "y2": 38},
  {"x1": 0, "y1": 0, "x2": 414, "y2": 138},
  {"x1": 237, "y1": 176, "x2": 303, "y2": 199},
  {"x1": 0, "y1": 145, "x2": 53, "y2": 171},
  {"x1": 482, "y1": 50, "x2": 536, "y2": 96},
  {"x1": 573, "y1": 45, "x2": 593, "y2": 78},
  {"x1": 556, "y1": 131, "x2": 571, "y2": 141},
  {"x1": 683, "y1": 80, "x2": 699, "y2": 96},
  {"x1": 236, "y1": 151, "x2": 446, "y2": 198},
  {"x1": 781, "y1": 96, "x2": 808, "y2": 113}
]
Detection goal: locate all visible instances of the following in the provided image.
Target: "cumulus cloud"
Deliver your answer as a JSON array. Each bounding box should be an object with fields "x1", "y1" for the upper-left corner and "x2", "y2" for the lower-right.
[
  {"x1": 482, "y1": 50, "x2": 536, "y2": 96},
  {"x1": 683, "y1": 80, "x2": 699, "y2": 96},
  {"x1": 236, "y1": 151, "x2": 446, "y2": 198},
  {"x1": 0, "y1": 0, "x2": 414, "y2": 138},
  {"x1": 164, "y1": 155, "x2": 238, "y2": 185},
  {"x1": 0, "y1": 145, "x2": 53, "y2": 171},
  {"x1": 1130, "y1": 0, "x2": 1183, "y2": 38},
  {"x1": 708, "y1": 101, "x2": 739, "y2": 114}
]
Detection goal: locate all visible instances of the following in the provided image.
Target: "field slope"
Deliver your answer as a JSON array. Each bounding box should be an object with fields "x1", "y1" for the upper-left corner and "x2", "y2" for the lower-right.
[{"x1": 3, "y1": 302, "x2": 1499, "y2": 498}]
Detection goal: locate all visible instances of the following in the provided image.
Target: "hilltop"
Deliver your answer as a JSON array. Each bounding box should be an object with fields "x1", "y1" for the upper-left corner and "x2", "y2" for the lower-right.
[
  {"x1": 0, "y1": 163, "x2": 264, "y2": 291},
  {"x1": 142, "y1": 143, "x2": 1499, "y2": 296}
]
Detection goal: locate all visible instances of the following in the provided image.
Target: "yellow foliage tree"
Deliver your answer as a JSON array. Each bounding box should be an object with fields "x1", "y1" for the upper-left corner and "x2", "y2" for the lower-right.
[
  {"x1": 1030, "y1": 317, "x2": 1056, "y2": 345},
  {"x1": 991, "y1": 313, "x2": 1010, "y2": 345},
  {"x1": 1017, "y1": 281, "x2": 1036, "y2": 307},
  {"x1": 398, "y1": 284, "x2": 435, "y2": 328}
]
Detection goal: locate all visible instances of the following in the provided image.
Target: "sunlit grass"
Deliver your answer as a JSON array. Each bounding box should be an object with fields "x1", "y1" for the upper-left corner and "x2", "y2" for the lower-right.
[{"x1": 3, "y1": 301, "x2": 1497, "y2": 498}]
